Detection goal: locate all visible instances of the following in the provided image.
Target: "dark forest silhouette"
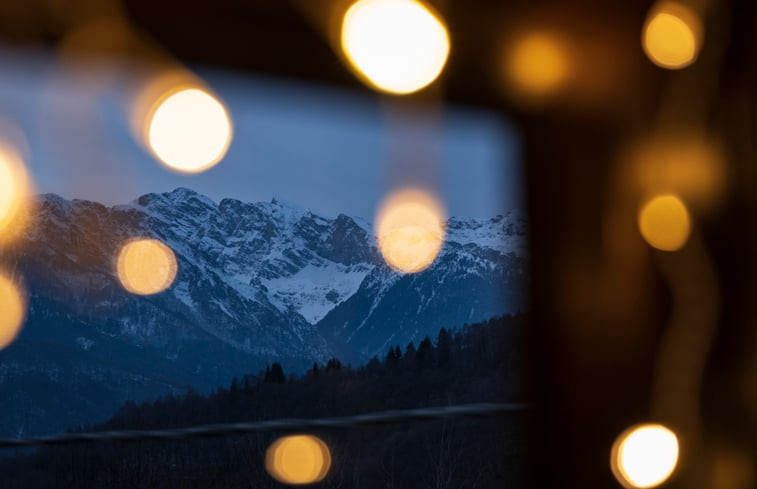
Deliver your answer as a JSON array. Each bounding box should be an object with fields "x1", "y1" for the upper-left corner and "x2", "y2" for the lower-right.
[{"x1": 1, "y1": 314, "x2": 529, "y2": 489}]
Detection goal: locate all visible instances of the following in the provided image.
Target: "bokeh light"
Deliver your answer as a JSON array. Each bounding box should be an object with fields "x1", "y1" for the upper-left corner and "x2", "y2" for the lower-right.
[
  {"x1": 630, "y1": 133, "x2": 725, "y2": 210},
  {"x1": 642, "y1": 2, "x2": 702, "y2": 69},
  {"x1": 638, "y1": 194, "x2": 691, "y2": 251},
  {"x1": 0, "y1": 143, "x2": 33, "y2": 244},
  {"x1": 143, "y1": 86, "x2": 232, "y2": 173},
  {"x1": 265, "y1": 434, "x2": 331, "y2": 485},
  {"x1": 58, "y1": 15, "x2": 139, "y2": 60},
  {"x1": 341, "y1": 0, "x2": 450, "y2": 94},
  {"x1": 375, "y1": 189, "x2": 445, "y2": 273},
  {"x1": 0, "y1": 272, "x2": 26, "y2": 350},
  {"x1": 505, "y1": 32, "x2": 568, "y2": 98},
  {"x1": 116, "y1": 238, "x2": 178, "y2": 295},
  {"x1": 611, "y1": 424, "x2": 679, "y2": 488},
  {"x1": 712, "y1": 442, "x2": 756, "y2": 489}
]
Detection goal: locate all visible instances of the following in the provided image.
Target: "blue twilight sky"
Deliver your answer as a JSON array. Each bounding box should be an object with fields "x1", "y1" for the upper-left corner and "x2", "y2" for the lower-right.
[{"x1": 0, "y1": 49, "x2": 522, "y2": 220}]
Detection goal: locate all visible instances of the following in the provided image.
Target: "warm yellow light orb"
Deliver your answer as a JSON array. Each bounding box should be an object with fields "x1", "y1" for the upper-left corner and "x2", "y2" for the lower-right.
[
  {"x1": 611, "y1": 424, "x2": 679, "y2": 488},
  {"x1": 265, "y1": 435, "x2": 331, "y2": 485},
  {"x1": 631, "y1": 134, "x2": 725, "y2": 209},
  {"x1": 146, "y1": 88, "x2": 232, "y2": 173},
  {"x1": 0, "y1": 272, "x2": 26, "y2": 350},
  {"x1": 341, "y1": 0, "x2": 450, "y2": 94},
  {"x1": 375, "y1": 189, "x2": 445, "y2": 273},
  {"x1": 506, "y1": 33, "x2": 568, "y2": 97},
  {"x1": 116, "y1": 239, "x2": 178, "y2": 295},
  {"x1": 643, "y1": 2, "x2": 702, "y2": 69},
  {"x1": 0, "y1": 144, "x2": 32, "y2": 242},
  {"x1": 638, "y1": 194, "x2": 691, "y2": 251}
]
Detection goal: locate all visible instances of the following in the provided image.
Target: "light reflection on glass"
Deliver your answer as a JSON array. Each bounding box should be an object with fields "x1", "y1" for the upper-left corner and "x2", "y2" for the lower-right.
[
  {"x1": 631, "y1": 134, "x2": 725, "y2": 210},
  {"x1": 642, "y1": 2, "x2": 702, "y2": 69},
  {"x1": 0, "y1": 143, "x2": 33, "y2": 244},
  {"x1": 265, "y1": 434, "x2": 331, "y2": 485},
  {"x1": 611, "y1": 423, "x2": 680, "y2": 488},
  {"x1": 131, "y1": 71, "x2": 233, "y2": 174},
  {"x1": 146, "y1": 87, "x2": 232, "y2": 173},
  {"x1": 375, "y1": 188, "x2": 445, "y2": 273},
  {"x1": 341, "y1": 0, "x2": 450, "y2": 94},
  {"x1": 0, "y1": 272, "x2": 26, "y2": 351},
  {"x1": 505, "y1": 32, "x2": 569, "y2": 99},
  {"x1": 638, "y1": 194, "x2": 691, "y2": 252},
  {"x1": 116, "y1": 238, "x2": 178, "y2": 295}
]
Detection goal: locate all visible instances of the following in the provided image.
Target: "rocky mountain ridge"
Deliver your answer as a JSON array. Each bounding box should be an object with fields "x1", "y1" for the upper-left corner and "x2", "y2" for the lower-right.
[{"x1": 0, "y1": 188, "x2": 527, "y2": 437}]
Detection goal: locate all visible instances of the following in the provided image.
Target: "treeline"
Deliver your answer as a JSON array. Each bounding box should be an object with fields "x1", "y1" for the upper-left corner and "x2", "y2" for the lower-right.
[{"x1": 1, "y1": 314, "x2": 530, "y2": 489}]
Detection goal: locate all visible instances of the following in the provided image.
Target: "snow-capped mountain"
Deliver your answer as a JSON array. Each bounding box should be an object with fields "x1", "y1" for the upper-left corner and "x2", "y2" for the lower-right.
[{"x1": 0, "y1": 188, "x2": 527, "y2": 437}]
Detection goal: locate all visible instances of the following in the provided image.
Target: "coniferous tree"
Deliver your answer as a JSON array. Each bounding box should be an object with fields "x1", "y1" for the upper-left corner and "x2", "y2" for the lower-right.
[
  {"x1": 436, "y1": 328, "x2": 451, "y2": 367},
  {"x1": 385, "y1": 346, "x2": 397, "y2": 363},
  {"x1": 263, "y1": 365, "x2": 271, "y2": 382},
  {"x1": 366, "y1": 355, "x2": 381, "y2": 375},
  {"x1": 402, "y1": 341, "x2": 417, "y2": 369},
  {"x1": 270, "y1": 363, "x2": 286, "y2": 383},
  {"x1": 229, "y1": 377, "x2": 240, "y2": 400},
  {"x1": 264, "y1": 363, "x2": 286, "y2": 383},
  {"x1": 325, "y1": 358, "x2": 342, "y2": 372},
  {"x1": 0, "y1": 315, "x2": 529, "y2": 489},
  {"x1": 416, "y1": 336, "x2": 434, "y2": 370}
]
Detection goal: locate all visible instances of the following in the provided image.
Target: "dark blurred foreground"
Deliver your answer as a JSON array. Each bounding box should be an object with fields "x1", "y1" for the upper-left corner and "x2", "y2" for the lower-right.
[{"x1": 1, "y1": 315, "x2": 528, "y2": 489}]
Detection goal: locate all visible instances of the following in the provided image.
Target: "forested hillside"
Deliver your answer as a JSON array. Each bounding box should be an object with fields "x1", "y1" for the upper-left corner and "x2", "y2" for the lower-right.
[{"x1": 1, "y1": 314, "x2": 530, "y2": 489}]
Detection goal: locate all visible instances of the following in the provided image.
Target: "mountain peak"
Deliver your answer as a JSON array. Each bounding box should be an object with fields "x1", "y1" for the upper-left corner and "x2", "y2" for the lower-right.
[
  {"x1": 36, "y1": 193, "x2": 76, "y2": 215},
  {"x1": 133, "y1": 188, "x2": 216, "y2": 209},
  {"x1": 251, "y1": 197, "x2": 310, "y2": 225},
  {"x1": 37, "y1": 192, "x2": 68, "y2": 205},
  {"x1": 268, "y1": 197, "x2": 307, "y2": 212},
  {"x1": 165, "y1": 187, "x2": 216, "y2": 206},
  {"x1": 5, "y1": 188, "x2": 528, "y2": 438}
]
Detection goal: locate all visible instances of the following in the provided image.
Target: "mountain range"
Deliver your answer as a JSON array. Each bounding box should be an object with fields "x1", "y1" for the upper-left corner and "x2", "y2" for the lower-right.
[{"x1": 0, "y1": 188, "x2": 527, "y2": 437}]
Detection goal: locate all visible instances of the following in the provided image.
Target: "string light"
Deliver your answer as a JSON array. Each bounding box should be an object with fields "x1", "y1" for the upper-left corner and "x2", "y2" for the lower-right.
[
  {"x1": 265, "y1": 434, "x2": 331, "y2": 485},
  {"x1": 116, "y1": 238, "x2": 178, "y2": 295},
  {"x1": 638, "y1": 194, "x2": 691, "y2": 251},
  {"x1": 375, "y1": 188, "x2": 445, "y2": 273},
  {"x1": 611, "y1": 424, "x2": 679, "y2": 488},
  {"x1": 341, "y1": 0, "x2": 450, "y2": 94},
  {"x1": 642, "y1": 2, "x2": 703, "y2": 69},
  {"x1": 0, "y1": 272, "x2": 26, "y2": 351}
]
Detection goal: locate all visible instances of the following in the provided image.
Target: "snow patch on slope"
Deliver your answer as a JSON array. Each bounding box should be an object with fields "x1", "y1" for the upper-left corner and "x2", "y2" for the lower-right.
[{"x1": 264, "y1": 262, "x2": 374, "y2": 324}]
